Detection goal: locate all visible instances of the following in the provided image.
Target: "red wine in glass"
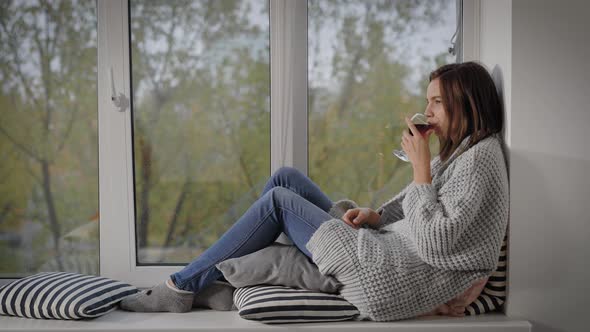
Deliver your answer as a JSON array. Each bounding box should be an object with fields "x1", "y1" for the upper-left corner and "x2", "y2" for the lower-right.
[{"x1": 411, "y1": 124, "x2": 433, "y2": 136}]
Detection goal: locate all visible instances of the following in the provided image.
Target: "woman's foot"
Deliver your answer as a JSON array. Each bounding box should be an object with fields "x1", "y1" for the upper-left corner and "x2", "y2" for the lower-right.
[
  {"x1": 192, "y1": 281, "x2": 236, "y2": 311},
  {"x1": 120, "y1": 279, "x2": 193, "y2": 313}
]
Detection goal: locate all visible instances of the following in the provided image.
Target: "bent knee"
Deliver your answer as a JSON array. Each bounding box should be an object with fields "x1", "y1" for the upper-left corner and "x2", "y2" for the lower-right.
[
  {"x1": 272, "y1": 166, "x2": 304, "y2": 181},
  {"x1": 265, "y1": 187, "x2": 307, "y2": 210},
  {"x1": 266, "y1": 186, "x2": 297, "y2": 201}
]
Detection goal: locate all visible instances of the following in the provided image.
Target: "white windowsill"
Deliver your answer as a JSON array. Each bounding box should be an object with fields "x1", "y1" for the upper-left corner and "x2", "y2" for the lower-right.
[{"x1": 0, "y1": 310, "x2": 531, "y2": 332}]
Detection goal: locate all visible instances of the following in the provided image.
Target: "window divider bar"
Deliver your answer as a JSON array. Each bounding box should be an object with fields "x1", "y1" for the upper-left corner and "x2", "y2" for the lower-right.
[
  {"x1": 270, "y1": 0, "x2": 308, "y2": 176},
  {"x1": 98, "y1": 0, "x2": 135, "y2": 283},
  {"x1": 99, "y1": 0, "x2": 177, "y2": 286}
]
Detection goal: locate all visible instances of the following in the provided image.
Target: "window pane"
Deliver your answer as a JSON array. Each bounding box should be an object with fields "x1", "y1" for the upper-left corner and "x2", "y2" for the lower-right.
[
  {"x1": 130, "y1": 0, "x2": 270, "y2": 264},
  {"x1": 308, "y1": 0, "x2": 456, "y2": 207},
  {"x1": 0, "y1": 0, "x2": 99, "y2": 277}
]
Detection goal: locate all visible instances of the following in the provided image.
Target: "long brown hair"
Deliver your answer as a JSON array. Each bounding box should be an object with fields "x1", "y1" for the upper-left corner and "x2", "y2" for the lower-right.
[{"x1": 429, "y1": 61, "x2": 503, "y2": 161}]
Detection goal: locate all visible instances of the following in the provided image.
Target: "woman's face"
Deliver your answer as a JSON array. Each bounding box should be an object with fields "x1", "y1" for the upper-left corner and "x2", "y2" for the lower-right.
[{"x1": 424, "y1": 78, "x2": 449, "y2": 138}]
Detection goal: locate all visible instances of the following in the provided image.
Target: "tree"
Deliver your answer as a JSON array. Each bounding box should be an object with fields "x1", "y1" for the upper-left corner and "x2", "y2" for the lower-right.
[
  {"x1": 0, "y1": 0, "x2": 456, "y2": 271},
  {"x1": 308, "y1": 0, "x2": 454, "y2": 207},
  {"x1": 129, "y1": 0, "x2": 270, "y2": 260},
  {"x1": 0, "y1": 0, "x2": 98, "y2": 273}
]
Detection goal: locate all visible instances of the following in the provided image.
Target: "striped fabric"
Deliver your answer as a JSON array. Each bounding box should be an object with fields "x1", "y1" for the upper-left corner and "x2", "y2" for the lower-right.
[
  {"x1": 465, "y1": 233, "x2": 508, "y2": 316},
  {"x1": 0, "y1": 272, "x2": 138, "y2": 320},
  {"x1": 234, "y1": 285, "x2": 359, "y2": 324}
]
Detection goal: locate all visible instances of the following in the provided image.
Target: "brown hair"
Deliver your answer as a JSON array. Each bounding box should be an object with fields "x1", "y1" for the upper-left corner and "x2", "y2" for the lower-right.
[{"x1": 429, "y1": 61, "x2": 503, "y2": 161}]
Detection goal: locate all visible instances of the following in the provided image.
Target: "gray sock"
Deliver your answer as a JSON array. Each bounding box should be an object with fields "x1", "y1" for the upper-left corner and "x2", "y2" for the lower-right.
[
  {"x1": 120, "y1": 280, "x2": 193, "y2": 313},
  {"x1": 192, "y1": 281, "x2": 237, "y2": 311}
]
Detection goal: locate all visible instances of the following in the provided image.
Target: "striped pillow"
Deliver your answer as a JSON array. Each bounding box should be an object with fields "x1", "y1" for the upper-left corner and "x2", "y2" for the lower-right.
[
  {"x1": 464, "y1": 233, "x2": 508, "y2": 315},
  {"x1": 0, "y1": 272, "x2": 138, "y2": 320},
  {"x1": 234, "y1": 285, "x2": 359, "y2": 324}
]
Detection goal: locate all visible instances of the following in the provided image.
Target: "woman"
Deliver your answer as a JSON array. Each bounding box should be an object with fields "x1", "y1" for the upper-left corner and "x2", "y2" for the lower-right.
[{"x1": 121, "y1": 61, "x2": 509, "y2": 321}]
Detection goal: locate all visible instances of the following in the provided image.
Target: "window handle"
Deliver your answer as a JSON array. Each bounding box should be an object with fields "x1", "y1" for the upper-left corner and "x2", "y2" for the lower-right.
[{"x1": 110, "y1": 67, "x2": 129, "y2": 112}]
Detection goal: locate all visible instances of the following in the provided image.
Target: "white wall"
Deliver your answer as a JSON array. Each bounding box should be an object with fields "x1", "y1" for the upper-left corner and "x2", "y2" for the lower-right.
[
  {"x1": 478, "y1": 0, "x2": 511, "y2": 150},
  {"x1": 479, "y1": 1, "x2": 590, "y2": 331}
]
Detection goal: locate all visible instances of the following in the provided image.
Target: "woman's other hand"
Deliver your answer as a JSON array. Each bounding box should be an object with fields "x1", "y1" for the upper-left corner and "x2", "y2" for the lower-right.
[
  {"x1": 341, "y1": 208, "x2": 380, "y2": 229},
  {"x1": 401, "y1": 117, "x2": 434, "y2": 184}
]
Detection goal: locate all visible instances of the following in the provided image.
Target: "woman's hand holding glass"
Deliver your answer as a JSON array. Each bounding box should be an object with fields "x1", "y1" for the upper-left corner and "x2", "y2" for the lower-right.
[
  {"x1": 401, "y1": 116, "x2": 434, "y2": 184},
  {"x1": 392, "y1": 113, "x2": 431, "y2": 162},
  {"x1": 341, "y1": 208, "x2": 381, "y2": 229}
]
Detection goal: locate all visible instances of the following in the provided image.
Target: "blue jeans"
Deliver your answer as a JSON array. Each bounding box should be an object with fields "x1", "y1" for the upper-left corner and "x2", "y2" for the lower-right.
[{"x1": 170, "y1": 167, "x2": 334, "y2": 293}]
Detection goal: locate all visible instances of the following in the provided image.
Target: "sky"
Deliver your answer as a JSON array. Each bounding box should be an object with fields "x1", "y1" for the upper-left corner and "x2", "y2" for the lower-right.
[{"x1": 307, "y1": 0, "x2": 457, "y2": 95}]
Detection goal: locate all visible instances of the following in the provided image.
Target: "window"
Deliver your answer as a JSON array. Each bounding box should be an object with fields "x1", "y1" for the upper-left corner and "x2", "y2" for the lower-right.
[
  {"x1": 128, "y1": 0, "x2": 270, "y2": 265},
  {"x1": 98, "y1": 0, "x2": 270, "y2": 286},
  {"x1": 0, "y1": 0, "x2": 99, "y2": 278},
  {"x1": 308, "y1": 0, "x2": 458, "y2": 207},
  {"x1": 2, "y1": 0, "x2": 465, "y2": 286}
]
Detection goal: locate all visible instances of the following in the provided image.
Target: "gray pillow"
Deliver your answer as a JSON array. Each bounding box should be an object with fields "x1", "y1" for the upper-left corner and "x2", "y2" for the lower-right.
[{"x1": 216, "y1": 244, "x2": 341, "y2": 293}]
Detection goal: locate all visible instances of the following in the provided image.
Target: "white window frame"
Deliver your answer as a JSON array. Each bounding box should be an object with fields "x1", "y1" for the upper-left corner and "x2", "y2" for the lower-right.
[
  {"x1": 96, "y1": 0, "x2": 475, "y2": 287},
  {"x1": 98, "y1": 0, "x2": 308, "y2": 286},
  {"x1": 462, "y1": 0, "x2": 481, "y2": 61},
  {"x1": 98, "y1": 0, "x2": 146, "y2": 285}
]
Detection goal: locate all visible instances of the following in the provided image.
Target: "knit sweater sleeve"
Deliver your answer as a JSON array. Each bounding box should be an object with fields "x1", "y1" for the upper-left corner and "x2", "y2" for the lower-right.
[{"x1": 401, "y1": 148, "x2": 492, "y2": 270}]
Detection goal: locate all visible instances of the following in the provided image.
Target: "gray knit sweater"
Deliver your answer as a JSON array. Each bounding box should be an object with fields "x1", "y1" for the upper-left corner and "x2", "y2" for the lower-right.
[{"x1": 306, "y1": 133, "x2": 509, "y2": 321}]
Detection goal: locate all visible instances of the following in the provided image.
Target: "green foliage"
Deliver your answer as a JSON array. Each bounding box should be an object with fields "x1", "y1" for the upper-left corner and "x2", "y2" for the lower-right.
[
  {"x1": 0, "y1": 0, "x2": 456, "y2": 271},
  {"x1": 308, "y1": 0, "x2": 454, "y2": 207},
  {"x1": 129, "y1": 0, "x2": 270, "y2": 261},
  {"x1": 0, "y1": 0, "x2": 98, "y2": 275}
]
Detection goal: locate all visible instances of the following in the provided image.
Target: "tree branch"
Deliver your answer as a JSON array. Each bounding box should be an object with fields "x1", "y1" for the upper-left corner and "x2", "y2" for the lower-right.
[
  {"x1": 0, "y1": 202, "x2": 12, "y2": 226},
  {"x1": 158, "y1": 5, "x2": 178, "y2": 88},
  {"x1": 369, "y1": 158, "x2": 405, "y2": 208},
  {"x1": 0, "y1": 14, "x2": 43, "y2": 110},
  {"x1": 47, "y1": 1, "x2": 62, "y2": 62},
  {"x1": 0, "y1": 125, "x2": 42, "y2": 163},
  {"x1": 162, "y1": 178, "x2": 190, "y2": 250},
  {"x1": 217, "y1": 99, "x2": 257, "y2": 200},
  {"x1": 31, "y1": 12, "x2": 53, "y2": 143}
]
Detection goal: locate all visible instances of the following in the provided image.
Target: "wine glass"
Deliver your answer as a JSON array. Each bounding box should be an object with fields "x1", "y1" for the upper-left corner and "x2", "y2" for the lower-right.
[{"x1": 392, "y1": 113, "x2": 431, "y2": 162}]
